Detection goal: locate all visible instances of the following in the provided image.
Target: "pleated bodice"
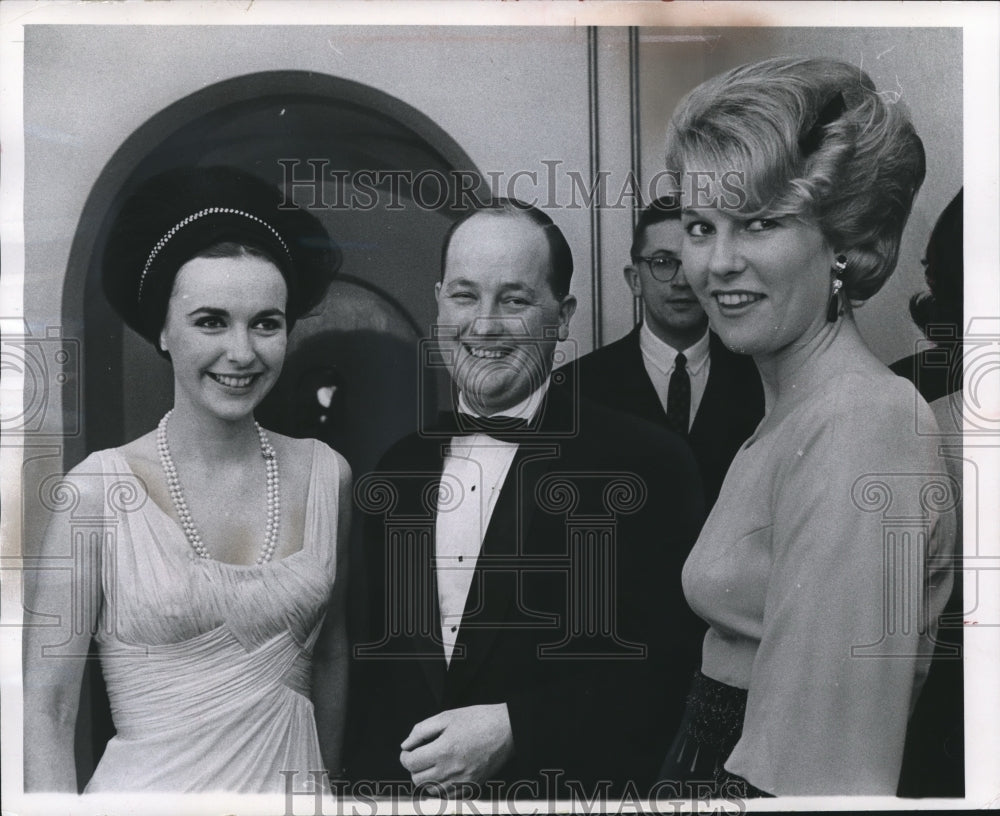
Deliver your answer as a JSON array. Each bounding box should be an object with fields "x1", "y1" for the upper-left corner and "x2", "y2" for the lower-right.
[{"x1": 82, "y1": 442, "x2": 340, "y2": 793}]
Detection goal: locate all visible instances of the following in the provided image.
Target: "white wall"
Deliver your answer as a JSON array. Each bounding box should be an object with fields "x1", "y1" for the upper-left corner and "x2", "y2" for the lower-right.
[
  {"x1": 22, "y1": 23, "x2": 964, "y2": 458},
  {"x1": 25, "y1": 26, "x2": 962, "y2": 402},
  {"x1": 23, "y1": 24, "x2": 601, "y2": 446}
]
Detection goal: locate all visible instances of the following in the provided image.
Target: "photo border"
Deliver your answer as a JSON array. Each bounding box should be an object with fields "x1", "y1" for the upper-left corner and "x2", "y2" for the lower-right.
[{"x1": 2, "y1": 2, "x2": 997, "y2": 813}]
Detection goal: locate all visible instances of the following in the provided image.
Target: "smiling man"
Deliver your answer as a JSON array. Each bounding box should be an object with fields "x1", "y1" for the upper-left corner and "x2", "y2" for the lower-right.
[
  {"x1": 574, "y1": 197, "x2": 764, "y2": 509},
  {"x1": 435, "y1": 203, "x2": 576, "y2": 418},
  {"x1": 344, "y1": 199, "x2": 706, "y2": 800}
]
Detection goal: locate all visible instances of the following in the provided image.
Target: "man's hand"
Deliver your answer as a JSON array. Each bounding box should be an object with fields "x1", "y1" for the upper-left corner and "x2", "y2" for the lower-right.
[{"x1": 399, "y1": 703, "x2": 514, "y2": 789}]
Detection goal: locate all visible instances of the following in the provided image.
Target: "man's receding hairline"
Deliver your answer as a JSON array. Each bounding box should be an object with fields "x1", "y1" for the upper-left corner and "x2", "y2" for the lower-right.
[
  {"x1": 451, "y1": 205, "x2": 549, "y2": 239},
  {"x1": 442, "y1": 207, "x2": 558, "y2": 285}
]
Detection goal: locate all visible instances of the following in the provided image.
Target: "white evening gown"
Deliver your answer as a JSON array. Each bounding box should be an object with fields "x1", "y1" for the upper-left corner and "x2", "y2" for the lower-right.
[{"x1": 82, "y1": 441, "x2": 340, "y2": 793}]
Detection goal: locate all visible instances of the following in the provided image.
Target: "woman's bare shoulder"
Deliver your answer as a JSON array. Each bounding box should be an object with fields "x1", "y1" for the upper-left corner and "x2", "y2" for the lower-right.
[
  {"x1": 266, "y1": 431, "x2": 313, "y2": 458},
  {"x1": 262, "y1": 433, "x2": 318, "y2": 496},
  {"x1": 116, "y1": 430, "x2": 158, "y2": 468},
  {"x1": 268, "y1": 434, "x2": 352, "y2": 495},
  {"x1": 46, "y1": 434, "x2": 155, "y2": 521},
  {"x1": 269, "y1": 433, "x2": 348, "y2": 466},
  {"x1": 109, "y1": 431, "x2": 162, "y2": 492}
]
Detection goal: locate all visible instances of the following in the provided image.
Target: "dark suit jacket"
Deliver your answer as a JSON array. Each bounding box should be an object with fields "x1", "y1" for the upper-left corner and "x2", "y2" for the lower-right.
[
  {"x1": 573, "y1": 326, "x2": 764, "y2": 509},
  {"x1": 892, "y1": 344, "x2": 964, "y2": 797},
  {"x1": 344, "y1": 372, "x2": 706, "y2": 797},
  {"x1": 889, "y1": 344, "x2": 962, "y2": 405}
]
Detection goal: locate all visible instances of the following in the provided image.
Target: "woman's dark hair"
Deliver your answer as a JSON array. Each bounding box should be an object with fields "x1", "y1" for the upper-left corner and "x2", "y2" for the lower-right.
[
  {"x1": 909, "y1": 189, "x2": 963, "y2": 339},
  {"x1": 194, "y1": 240, "x2": 281, "y2": 265},
  {"x1": 630, "y1": 195, "x2": 682, "y2": 260},
  {"x1": 102, "y1": 166, "x2": 341, "y2": 347}
]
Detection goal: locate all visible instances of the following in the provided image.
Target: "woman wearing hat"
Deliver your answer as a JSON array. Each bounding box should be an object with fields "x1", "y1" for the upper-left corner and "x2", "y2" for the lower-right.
[{"x1": 23, "y1": 167, "x2": 350, "y2": 792}]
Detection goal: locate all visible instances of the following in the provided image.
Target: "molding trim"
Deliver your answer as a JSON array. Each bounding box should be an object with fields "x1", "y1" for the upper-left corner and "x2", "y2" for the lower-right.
[
  {"x1": 629, "y1": 26, "x2": 643, "y2": 328},
  {"x1": 587, "y1": 27, "x2": 603, "y2": 348}
]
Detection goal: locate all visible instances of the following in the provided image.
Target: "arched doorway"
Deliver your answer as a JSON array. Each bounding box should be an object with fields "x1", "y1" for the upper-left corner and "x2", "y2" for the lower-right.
[
  {"x1": 69, "y1": 69, "x2": 486, "y2": 466},
  {"x1": 65, "y1": 70, "x2": 485, "y2": 786}
]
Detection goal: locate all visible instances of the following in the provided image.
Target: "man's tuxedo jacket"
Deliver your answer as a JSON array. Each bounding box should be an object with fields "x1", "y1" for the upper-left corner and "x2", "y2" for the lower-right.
[
  {"x1": 344, "y1": 372, "x2": 706, "y2": 796},
  {"x1": 574, "y1": 327, "x2": 764, "y2": 509}
]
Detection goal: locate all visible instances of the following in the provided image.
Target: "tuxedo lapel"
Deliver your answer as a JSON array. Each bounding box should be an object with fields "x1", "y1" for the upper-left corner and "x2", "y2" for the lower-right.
[
  {"x1": 396, "y1": 432, "x2": 450, "y2": 702},
  {"x1": 443, "y1": 386, "x2": 569, "y2": 700}
]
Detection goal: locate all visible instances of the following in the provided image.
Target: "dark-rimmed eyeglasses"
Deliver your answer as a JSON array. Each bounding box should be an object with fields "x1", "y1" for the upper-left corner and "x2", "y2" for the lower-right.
[{"x1": 634, "y1": 255, "x2": 681, "y2": 282}]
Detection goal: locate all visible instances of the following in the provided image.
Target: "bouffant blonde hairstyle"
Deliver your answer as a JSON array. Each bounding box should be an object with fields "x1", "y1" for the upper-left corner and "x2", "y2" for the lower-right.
[{"x1": 664, "y1": 56, "x2": 926, "y2": 302}]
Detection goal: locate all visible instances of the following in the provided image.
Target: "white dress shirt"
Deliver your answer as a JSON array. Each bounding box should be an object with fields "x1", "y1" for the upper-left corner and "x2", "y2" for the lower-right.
[
  {"x1": 639, "y1": 322, "x2": 711, "y2": 431},
  {"x1": 435, "y1": 380, "x2": 549, "y2": 665}
]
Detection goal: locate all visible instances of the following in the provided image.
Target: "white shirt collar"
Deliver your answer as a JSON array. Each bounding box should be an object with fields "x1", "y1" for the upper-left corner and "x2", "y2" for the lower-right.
[
  {"x1": 639, "y1": 322, "x2": 711, "y2": 375},
  {"x1": 457, "y1": 377, "x2": 551, "y2": 421}
]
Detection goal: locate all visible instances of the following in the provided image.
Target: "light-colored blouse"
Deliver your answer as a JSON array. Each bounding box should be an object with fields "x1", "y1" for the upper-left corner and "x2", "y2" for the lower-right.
[{"x1": 682, "y1": 368, "x2": 957, "y2": 795}]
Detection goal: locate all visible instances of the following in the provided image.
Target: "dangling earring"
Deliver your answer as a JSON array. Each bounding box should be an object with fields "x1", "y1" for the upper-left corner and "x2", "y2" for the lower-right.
[{"x1": 827, "y1": 255, "x2": 847, "y2": 322}]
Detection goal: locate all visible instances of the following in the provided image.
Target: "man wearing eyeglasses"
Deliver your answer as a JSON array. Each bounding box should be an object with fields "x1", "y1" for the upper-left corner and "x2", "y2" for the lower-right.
[{"x1": 575, "y1": 197, "x2": 763, "y2": 508}]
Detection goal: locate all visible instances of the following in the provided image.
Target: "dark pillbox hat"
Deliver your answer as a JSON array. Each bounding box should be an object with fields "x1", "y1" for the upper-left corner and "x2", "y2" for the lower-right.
[{"x1": 102, "y1": 165, "x2": 340, "y2": 345}]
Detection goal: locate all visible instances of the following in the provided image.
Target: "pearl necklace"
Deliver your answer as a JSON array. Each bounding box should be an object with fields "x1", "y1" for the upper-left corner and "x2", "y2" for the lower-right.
[{"x1": 156, "y1": 410, "x2": 281, "y2": 564}]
